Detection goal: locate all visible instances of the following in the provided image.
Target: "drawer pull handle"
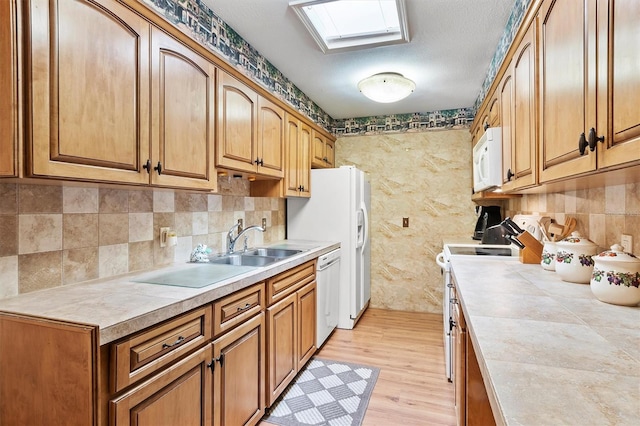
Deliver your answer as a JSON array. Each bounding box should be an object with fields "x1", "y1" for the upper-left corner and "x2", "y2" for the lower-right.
[
  {"x1": 162, "y1": 335, "x2": 185, "y2": 349},
  {"x1": 236, "y1": 303, "x2": 252, "y2": 312}
]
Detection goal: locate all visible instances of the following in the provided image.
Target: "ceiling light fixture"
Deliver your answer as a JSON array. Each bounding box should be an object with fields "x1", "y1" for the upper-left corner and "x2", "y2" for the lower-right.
[{"x1": 357, "y1": 72, "x2": 415, "y2": 103}]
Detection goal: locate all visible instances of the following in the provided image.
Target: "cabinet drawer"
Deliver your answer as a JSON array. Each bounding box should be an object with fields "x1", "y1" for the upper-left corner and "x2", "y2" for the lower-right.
[
  {"x1": 110, "y1": 306, "x2": 212, "y2": 393},
  {"x1": 213, "y1": 282, "x2": 265, "y2": 337},
  {"x1": 267, "y1": 260, "x2": 316, "y2": 305}
]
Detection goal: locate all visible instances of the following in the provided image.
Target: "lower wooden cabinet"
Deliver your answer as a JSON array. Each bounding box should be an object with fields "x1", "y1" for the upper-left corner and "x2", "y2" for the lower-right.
[
  {"x1": 213, "y1": 312, "x2": 266, "y2": 426},
  {"x1": 0, "y1": 261, "x2": 317, "y2": 426},
  {"x1": 266, "y1": 292, "x2": 298, "y2": 405},
  {"x1": 266, "y1": 261, "x2": 317, "y2": 406},
  {"x1": 452, "y1": 278, "x2": 495, "y2": 426},
  {"x1": 110, "y1": 345, "x2": 213, "y2": 426},
  {"x1": 297, "y1": 281, "x2": 317, "y2": 368}
]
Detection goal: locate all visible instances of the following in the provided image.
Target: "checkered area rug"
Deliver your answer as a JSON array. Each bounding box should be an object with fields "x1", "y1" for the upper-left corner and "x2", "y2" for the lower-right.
[{"x1": 263, "y1": 357, "x2": 380, "y2": 426}]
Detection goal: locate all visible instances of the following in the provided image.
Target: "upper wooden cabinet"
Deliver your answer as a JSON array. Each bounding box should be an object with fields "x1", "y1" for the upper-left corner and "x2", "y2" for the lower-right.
[
  {"x1": 595, "y1": 0, "x2": 640, "y2": 169},
  {"x1": 311, "y1": 131, "x2": 335, "y2": 168},
  {"x1": 487, "y1": 94, "x2": 500, "y2": 128},
  {"x1": 0, "y1": 0, "x2": 18, "y2": 177},
  {"x1": 150, "y1": 28, "x2": 217, "y2": 190},
  {"x1": 24, "y1": 0, "x2": 218, "y2": 190},
  {"x1": 25, "y1": 0, "x2": 151, "y2": 185},
  {"x1": 217, "y1": 71, "x2": 284, "y2": 178},
  {"x1": 284, "y1": 114, "x2": 311, "y2": 197},
  {"x1": 217, "y1": 71, "x2": 258, "y2": 173},
  {"x1": 501, "y1": 23, "x2": 537, "y2": 191},
  {"x1": 257, "y1": 96, "x2": 285, "y2": 178},
  {"x1": 538, "y1": 0, "x2": 639, "y2": 182},
  {"x1": 537, "y1": 0, "x2": 597, "y2": 182}
]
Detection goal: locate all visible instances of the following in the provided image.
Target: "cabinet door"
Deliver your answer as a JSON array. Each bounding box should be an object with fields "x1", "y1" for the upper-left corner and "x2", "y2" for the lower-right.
[
  {"x1": 266, "y1": 292, "x2": 297, "y2": 406},
  {"x1": 150, "y1": 28, "x2": 217, "y2": 190},
  {"x1": 0, "y1": 0, "x2": 17, "y2": 177},
  {"x1": 110, "y1": 345, "x2": 213, "y2": 426},
  {"x1": 538, "y1": 0, "x2": 597, "y2": 182},
  {"x1": 511, "y1": 23, "x2": 537, "y2": 189},
  {"x1": 487, "y1": 95, "x2": 500, "y2": 127},
  {"x1": 595, "y1": 0, "x2": 640, "y2": 169},
  {"x1": 297, "y1": 281, "x2": 317, "y2": 368},
  {"x1": 298, "y1": 123, "x2": 312, "y2": 197},
  {"x1": 257, "y1": 96, "x2": 285, "y2": 178},
  {"x1": 284, "y1": 115, "x2": 301, "y2": 196},
  {"x1": 499, "y1": 70, "x2": 514, "y2": 188},
  {"x1": 325, "y1": 139, "x2": 335, "y2": 168},
  {"x1": 213, "y1": 312, "x2": 265, "y2": 426},
  {"x1": 26, "y1": 0, "x2": 150, "y2": 184},
  {"x1": 311, "y1": 132, "x2": 326, "y2": 168},
  {"x1": 217, "y1": 71, "x2": 258, "y2": 173},
  {"x1": 453, "y1": 303, "x2": 466, "y2": 426}
]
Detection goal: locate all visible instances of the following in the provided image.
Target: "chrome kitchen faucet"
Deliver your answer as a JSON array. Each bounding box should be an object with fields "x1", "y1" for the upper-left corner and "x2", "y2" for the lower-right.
[{"x1": 227, "y1": 222, "x2": 265, "y2": 253}]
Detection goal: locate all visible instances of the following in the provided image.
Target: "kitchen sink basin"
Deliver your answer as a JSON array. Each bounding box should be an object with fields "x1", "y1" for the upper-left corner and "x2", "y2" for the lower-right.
[
  {"x1": 209, "y1": 254, "x2": 279, "y2": 267},
  {"x1": 243, "y1": 248, "x2": 302, "y2": 258}
]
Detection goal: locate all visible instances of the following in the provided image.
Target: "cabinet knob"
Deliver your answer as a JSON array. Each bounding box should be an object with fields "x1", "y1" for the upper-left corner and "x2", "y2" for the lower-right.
[
  {"x1": 506, "y1": 168, "x2": 514, "y2": 181},
  {"x1": 154, "y1": 161, "x2": 163, "y2": 175},
  {"x1": 587, "y1": 128, "x2": 605, "y2": 151},
  {"x1": 259, "y1": 158, "x2": 264, "y2": 166},
  {"x1": 142, "y1": 159, "x2": 151, "y2": 174},
  {"x1": 578, "y1": 132, "x2": 588, "y2": 155}
]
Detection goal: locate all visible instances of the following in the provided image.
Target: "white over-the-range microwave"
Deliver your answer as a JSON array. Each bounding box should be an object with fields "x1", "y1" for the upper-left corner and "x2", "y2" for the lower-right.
[{"x1": 472, "y1": 127, "x2": 502, "y2": 192}]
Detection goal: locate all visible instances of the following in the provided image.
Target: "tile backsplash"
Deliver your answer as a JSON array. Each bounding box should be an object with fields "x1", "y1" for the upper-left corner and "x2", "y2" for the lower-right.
[
  {"x1": 0, "y1": 178, "x2": 285, "y2": 299},
  {"x1": 506, "y1": 185, "x2": 640, "y2": 254}
]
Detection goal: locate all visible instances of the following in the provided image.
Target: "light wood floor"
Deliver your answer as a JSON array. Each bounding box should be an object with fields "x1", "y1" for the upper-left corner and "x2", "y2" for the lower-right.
[{"x1": 260, "y1": 308, "x2": 456, "y2": 426}]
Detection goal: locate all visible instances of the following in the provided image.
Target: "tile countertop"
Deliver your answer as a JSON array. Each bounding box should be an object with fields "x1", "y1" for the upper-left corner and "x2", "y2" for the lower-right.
[
  {"x1": 0, "y1": 240, "x2": 339, "y2": 346},
  {"x1": 450, "y1": 257, "x2": 640, "y2": 426}
]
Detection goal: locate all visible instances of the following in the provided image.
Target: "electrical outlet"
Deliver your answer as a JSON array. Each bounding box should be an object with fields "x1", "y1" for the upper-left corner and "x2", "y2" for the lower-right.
[
  {"x1": 237, "y1": 218, "x2": 243, "y2": 232},
  {"x1": 262, "y1": 218, "x2": 267, "y2": 229},
  {"x1": 159, "y1": 227, "x2": 170, "y2": 247},
  {"x1": 621, "y1": 234, "x2": 633, "y2": 252},
  {"x1": 403, "y1": 217, "x2": 409, "y2": 228}
]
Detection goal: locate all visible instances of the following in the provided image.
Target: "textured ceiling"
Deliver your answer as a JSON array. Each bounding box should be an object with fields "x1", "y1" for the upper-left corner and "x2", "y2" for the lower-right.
[{"x1": 204, "y1": 0, "x2": 515, "y2": 119}]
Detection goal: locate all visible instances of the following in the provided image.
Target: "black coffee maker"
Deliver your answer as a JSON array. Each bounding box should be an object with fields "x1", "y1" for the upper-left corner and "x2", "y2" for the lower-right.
[{"x1": 472, "y1": 206, "x2": 502, "y2": 240}]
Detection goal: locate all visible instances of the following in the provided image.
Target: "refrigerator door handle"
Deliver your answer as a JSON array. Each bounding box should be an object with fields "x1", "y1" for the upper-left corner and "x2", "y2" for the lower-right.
[{"x1": 360, "y1": 202, "x2": 369, "y2": 252}]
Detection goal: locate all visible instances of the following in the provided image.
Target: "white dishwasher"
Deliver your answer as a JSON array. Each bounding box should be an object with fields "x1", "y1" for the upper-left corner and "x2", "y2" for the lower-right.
[{"x1": 316, "y1": 248, "x2": 341, "y2": 347}]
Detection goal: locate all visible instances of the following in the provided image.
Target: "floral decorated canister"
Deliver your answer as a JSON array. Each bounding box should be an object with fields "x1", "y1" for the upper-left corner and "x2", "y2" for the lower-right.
[
  {"x1": 590, "y1": 244, "x2": 640, "y2": 306},
  {"x1": 540, "y1": 241, "x2": 557, "y2": 271},
  {"x1": 555, "y1": 232, "x2": 598, "y2": 283},
  {"x1": 541, "y1": 241, "x2": 556, "y2": 271}
]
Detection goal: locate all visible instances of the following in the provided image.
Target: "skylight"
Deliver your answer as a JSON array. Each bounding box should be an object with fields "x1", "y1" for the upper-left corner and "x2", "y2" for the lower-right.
[{"x1": 289, "y1": 0, "x2": 409, "y2": 53}]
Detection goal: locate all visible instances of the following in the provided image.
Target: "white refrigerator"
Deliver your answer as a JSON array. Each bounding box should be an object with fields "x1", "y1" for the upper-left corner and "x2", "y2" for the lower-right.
[{"x1": 287, "y1": 166, "x2": 371, "y2": 330}]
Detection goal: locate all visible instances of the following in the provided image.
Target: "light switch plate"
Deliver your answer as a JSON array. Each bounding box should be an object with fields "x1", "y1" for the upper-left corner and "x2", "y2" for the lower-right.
[
  {"x1": 403, "y1": 217, "x2": 409, "y2": 227},
  {"x1": 262, "y1": 218, "x2": 267, "y2": 229},
  {"x1": 621, "y1": 234, "x2": 632, "y2": 252}
]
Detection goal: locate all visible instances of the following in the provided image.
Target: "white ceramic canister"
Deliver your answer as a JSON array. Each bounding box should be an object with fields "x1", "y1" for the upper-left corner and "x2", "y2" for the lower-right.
[
  {"x1": 555, "y1": 232, "x2": 598, "y2": 283},
  {"x1": 541, "y1": 241, "x2": 556, "y2": 271},
  {"x1": 590, "y1": 244, "x2": 640, "y2": 306}
]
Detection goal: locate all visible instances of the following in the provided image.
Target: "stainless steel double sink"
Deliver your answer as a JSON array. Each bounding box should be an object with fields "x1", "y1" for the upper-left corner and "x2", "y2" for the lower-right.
[{"x1": 208, "y1": 248, "x2": 303, "y2": 267}]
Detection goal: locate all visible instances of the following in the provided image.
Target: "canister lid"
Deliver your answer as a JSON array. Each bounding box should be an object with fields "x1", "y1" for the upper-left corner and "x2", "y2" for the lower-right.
[
  {"x1": 556, "y1": 231, "x2": 597, "y2": 248},
  {"x1": 595, "y1": 244, "x2": 640, "y2": 265}
]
